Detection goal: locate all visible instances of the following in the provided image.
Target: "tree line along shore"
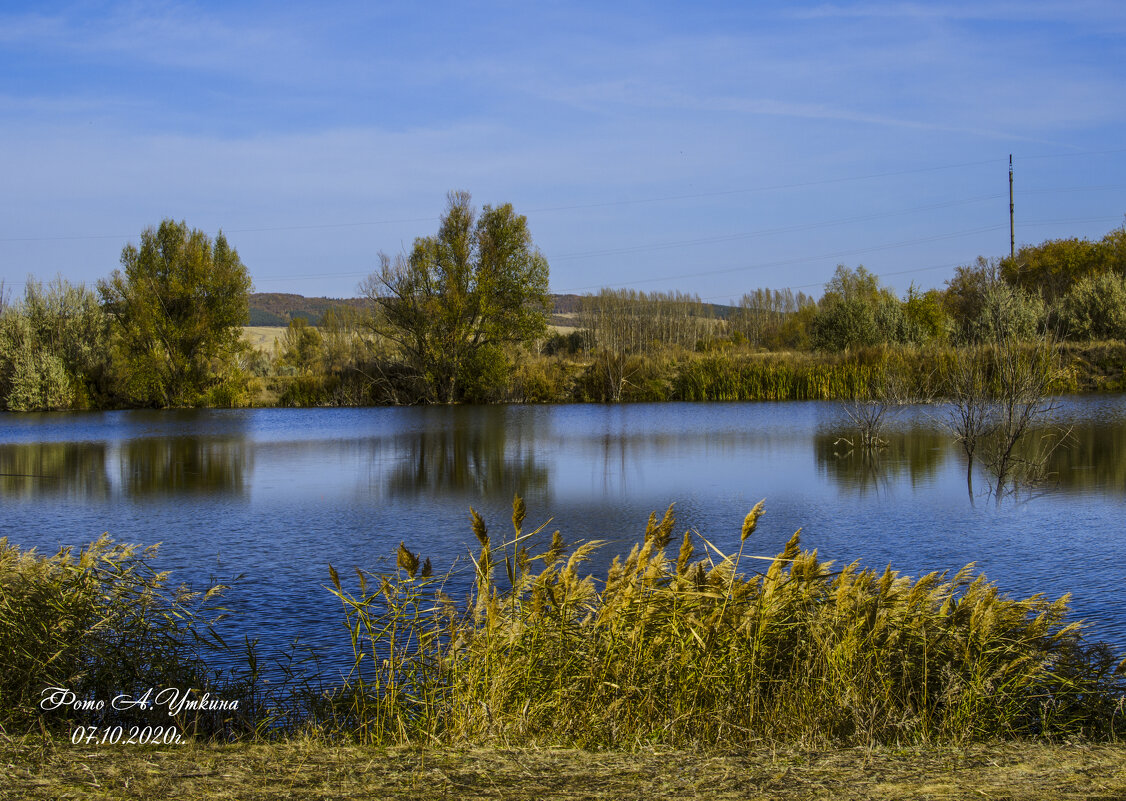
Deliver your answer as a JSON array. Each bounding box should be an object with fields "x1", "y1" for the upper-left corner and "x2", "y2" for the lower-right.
[{"x1": 2, "y1": 194, "x2": 1125, "y2": 411}]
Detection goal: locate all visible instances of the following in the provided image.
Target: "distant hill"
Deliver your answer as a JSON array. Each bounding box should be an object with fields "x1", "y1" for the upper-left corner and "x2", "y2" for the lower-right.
[{"x1": 248, "y1": 293, "x2": 368, "y2": 326}]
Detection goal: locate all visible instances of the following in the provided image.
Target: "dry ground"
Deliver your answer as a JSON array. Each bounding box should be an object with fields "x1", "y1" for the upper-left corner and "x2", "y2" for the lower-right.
[{"x1": 3, "y1": 738, "x2": 1125, "y2": 800}]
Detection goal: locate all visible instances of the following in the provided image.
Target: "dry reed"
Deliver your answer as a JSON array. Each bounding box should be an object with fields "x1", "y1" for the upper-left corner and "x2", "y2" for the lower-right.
[{"x1": 326, "y1": 498, "x2": 1126, "y2": 748}]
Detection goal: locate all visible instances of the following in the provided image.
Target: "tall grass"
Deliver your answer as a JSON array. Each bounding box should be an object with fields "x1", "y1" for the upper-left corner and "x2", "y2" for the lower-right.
[
  {"x1": 5, "y1": 506, "x2": 1124, "y2": 747},
  {"x1": 243, "y1": 340, "x2": 1122, "y2": 406},
  {"x1": 672, "y1": 352, "x2": 883, "y2": 401},
  {"x1": 0, "y1": 536, "x2": 256, "y2": 737},
  {"x1": 667, "y1": 341, "x2": 1100, "y2": 403},
  {"x1": 327, "y1": 498, "x2": 1126, "y2": 747}
]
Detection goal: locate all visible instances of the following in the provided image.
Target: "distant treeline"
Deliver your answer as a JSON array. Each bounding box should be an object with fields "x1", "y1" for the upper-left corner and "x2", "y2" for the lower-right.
[
  {"x1": 248, "y1": 293, "x2": 369, "y2": 327},
  {"x1": 250, "y1": 292, "x2": 592, "y2": 328},
  {"x1": 254, "y1": 215, "x2": 1126, "y2": 406},
  {"x1": 2, "y1": 211, "x2": 1125, "y2": 411}
]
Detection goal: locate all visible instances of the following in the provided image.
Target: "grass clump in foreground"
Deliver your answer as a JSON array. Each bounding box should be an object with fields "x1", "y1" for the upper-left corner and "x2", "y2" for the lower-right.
[
  {"x1": 328, "y1": 498, "x2": 1126, "y2": 748},
  {"x1": 0, "y1": 536, "x2": 267, "y2": 739},
  {"x1": 2, "y1": 501, "x2": 1125, "y2": 751}
]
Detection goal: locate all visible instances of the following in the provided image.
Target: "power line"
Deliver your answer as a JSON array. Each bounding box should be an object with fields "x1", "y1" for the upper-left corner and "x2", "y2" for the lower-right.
[
  {"x1": 1018, "y1": 216, "x2": 1123, "y2": 227},
  {"x1": 1021, "y1": 146, "x2": 1126, "y2": 161},
  {"x1": 1023, "y1": 183, "x2": 1126, "y2": 194},
  {"x1": 0, "y1": 155, "x2": 1026, "y2": 244},
  {"x1": 0, "y1": 216, "x2": 440, "y2": 244},
  {"x1": 3, "y1": 150, "x2": 1121, "y2": 293},
  {"x1": 634, "y1": 213, "x2": 1126, "y2": 303},
  {"x1": 696, "y1": 261, "x2": 966, "y2": 303},
  {"x1": 550, "y1": 193, "x2": 1004, "y2": 262},
  {"x1": 239, "y1": 212, "x2": 1119, "y2": 291},
  {"x1": 552, "y1": 224, "x2": 1005, "y2": 294},
  {"x1": 254, "y1": 271, "x2": 371, "y2": 283},
  {"x1": 0, "y1": 156, "x2": 1120, "y2": 248},
  {"x1": 523, "y1": 157, "x2": 1003, "y2": 214}
]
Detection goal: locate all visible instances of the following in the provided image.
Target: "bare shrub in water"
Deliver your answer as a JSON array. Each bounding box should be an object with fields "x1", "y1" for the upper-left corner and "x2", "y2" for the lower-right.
[
  {"x1": 328, "y1": 497, "x2": 1126, "y2": 748},
  {"x1": 945, "y1": 338, "x2": 1068, "y2": 499}
]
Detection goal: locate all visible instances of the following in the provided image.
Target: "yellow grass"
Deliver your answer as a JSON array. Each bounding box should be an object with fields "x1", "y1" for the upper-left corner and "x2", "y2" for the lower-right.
[
  {"x1": 240, "y1": 326, "x2": 287, "y2": 352},
  {"x1": 326, "y1": 498, "x2": 1126, "y2": 748},
  {"x1": 3, "y1": 738, "x2": 1125, "y2": 800}
]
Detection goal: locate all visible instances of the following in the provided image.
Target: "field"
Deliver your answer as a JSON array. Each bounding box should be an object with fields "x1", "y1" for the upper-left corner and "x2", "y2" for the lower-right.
[
  {"x1": 241, "y1": 326, "x2": 286, "y2": 352},
  {"x1": 4, "y1": 740, "x2": 1125, "y2": 800},
  {"x1": 242, "y1": 322, "x2": 581, "y2": 351}
]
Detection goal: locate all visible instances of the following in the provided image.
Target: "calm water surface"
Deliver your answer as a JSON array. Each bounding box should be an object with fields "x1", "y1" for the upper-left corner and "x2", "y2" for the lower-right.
[{"x1": 3, "y1": 398, "x2": 1125, "y2": 673}]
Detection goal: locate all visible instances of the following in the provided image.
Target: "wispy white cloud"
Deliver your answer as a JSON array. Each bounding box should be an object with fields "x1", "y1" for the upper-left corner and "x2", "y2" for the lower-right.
[
  {"x1": 792, "y1": 0, "x2": 1126, "y2": 26},
  {"x1": 0, "y1": 2, "x2": 314, "y2": 81},
  {"x1": 521, "y1": 19, "x2": 1125, "y2": 148},
  {"x1": 1, "y1": 1, "x2": 1123, "y2": 298}
]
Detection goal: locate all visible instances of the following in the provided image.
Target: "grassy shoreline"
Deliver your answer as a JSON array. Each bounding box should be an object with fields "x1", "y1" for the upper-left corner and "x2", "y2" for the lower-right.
[
  {"x1": 4, "y1": 738, "x2": 1126, "y2": 800},
  {"x1": 249, "y1": 340, "x2": 1126, "y2": 408}
]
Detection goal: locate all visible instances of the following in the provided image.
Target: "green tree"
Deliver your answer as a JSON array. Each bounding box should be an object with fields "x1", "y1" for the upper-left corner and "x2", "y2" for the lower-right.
[
  {"x1": 970, "y1": 280, "x2": 1043, "y2": 344},
  {"x1": 361, "y1": 191, "x2": 550, "y2": 403},
  {"x1": 810, "y1": 265, "x2": 903, "y2": 351},
  {"x1": 901, "y1": 284, "x2": 950, "y2": 345},
  {"x1": 1101, "y1": 223, "x2": 1126, "y2": 275},
  {"x1": 943, "y1": 257, "x2": 995, "y2": 342},
  {"x1": 944, "y1": 257, "x2": 1043, "y2": 345},
  {"x1": 1055, "y1": 271, "x2": 1126, "y2": 341},
  {"x1": 98, "y1": 220, "x2": 252, "y2": 407},
  {"x1": 0, "y1": 278, "x2": 109, "y2": 411},
  {"x1": 823, "y1": 263, "x2": 882, "y2": 303},
  {"x1": 277, "y1": 317, "x2": 324, "y2": 375},
  {"x1": 810, "y1": 296, "x2": 879, "y2": 352},
  {"x1": 730, "y1": 288, "x2": 814, "y2": 349},
  {"x1": 1001, "y1": 236, "x2": 1104, "y2": 303}
]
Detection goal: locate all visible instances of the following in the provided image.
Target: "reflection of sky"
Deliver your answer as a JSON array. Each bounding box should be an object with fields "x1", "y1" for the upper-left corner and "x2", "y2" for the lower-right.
[{"x1": 2, "y1": 397, "x2": 1126, "y2": 669}]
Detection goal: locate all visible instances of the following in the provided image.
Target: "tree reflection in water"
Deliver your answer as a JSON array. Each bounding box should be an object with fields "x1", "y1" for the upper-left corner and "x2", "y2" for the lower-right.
[
  {"x1": 120, "y1": 436, "x2": 251, "y2": 497},
  {"x1": 818, "y1": 414, "x2": 1126, "y2": 500},
  {"x1": 0, "y1": 442, "x2": 111, "y2": 500},
  {"x1": 385, "y1": 408, "x2": 548, "y2": 499},
  {"x1": 1040, "y1": 422, "x2": 1126, "y2": 495},
  {"x1": 815, "y1": 426, "x2": 949, "y2": 496}
]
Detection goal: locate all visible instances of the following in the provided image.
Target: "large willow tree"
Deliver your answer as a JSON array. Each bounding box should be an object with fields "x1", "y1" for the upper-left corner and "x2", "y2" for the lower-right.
[
  {"x1": 363, "y1": 191, "x2": 550, "y2": 403},
  {"x1": 99, "y1": 220, "x2": 251, "y2": 407}
]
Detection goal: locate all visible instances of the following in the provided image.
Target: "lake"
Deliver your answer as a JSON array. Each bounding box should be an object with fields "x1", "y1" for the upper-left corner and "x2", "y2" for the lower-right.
[{"x1": 3, "y1": 398, "x2": 1125, "y2": 675}]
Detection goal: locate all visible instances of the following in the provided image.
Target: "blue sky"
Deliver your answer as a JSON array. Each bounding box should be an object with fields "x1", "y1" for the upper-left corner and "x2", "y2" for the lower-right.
[{"x1": 1, "y1": 1, "x2": 1124, "y2": 303}]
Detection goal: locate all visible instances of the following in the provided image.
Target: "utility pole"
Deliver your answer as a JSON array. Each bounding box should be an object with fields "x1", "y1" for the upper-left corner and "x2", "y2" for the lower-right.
[{"x1": 1009, "y1": 155, "x2": 1015, "y2": 260}]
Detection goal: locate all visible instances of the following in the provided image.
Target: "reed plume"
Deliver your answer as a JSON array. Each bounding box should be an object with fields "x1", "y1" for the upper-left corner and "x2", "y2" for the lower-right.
[{"x1": 325, "y1": 496, "x2": 1126, "y2": 748}]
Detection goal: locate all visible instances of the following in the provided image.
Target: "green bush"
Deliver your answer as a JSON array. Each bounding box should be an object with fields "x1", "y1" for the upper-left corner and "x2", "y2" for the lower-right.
[
  {"x1": 509, "y1": 357, "x2": 572, "y2": 403},
  {"x1": 962, "y1": 282, "x2": 1044, "y2": 345},
  {"x1": 1056, "y1": 272, "x2": 1126, "y2": 341},
  {"x1": 0, "y1": 279, "x2": 109, "y2": 411},
  {"x1": 274, "y1": 374, "x2": 339, "y2": 407},
  {"x1": 458, "y1": 344, "x2": 510, "y2": 403}
]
